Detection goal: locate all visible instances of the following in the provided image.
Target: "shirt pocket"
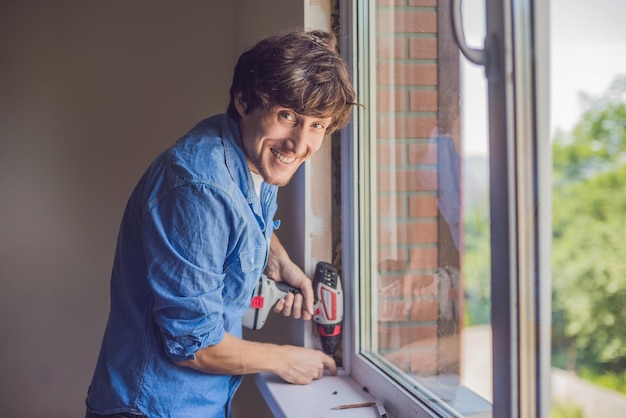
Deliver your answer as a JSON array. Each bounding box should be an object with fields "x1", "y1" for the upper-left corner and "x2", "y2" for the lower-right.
[
  {"x1": 239, "y1": 245, "x2": 266, "y2": 273},
  {"x1": 222, "y1": 244, "x2": 266, "y2": 308}
]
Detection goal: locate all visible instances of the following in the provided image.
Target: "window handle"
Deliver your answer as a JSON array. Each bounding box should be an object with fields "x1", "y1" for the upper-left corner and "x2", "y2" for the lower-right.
[
  {"x1": 451, "y1": 0, "x2": 487, "y2": 66},
  {"x1": 451, "y1": 0, "x2": 503, "y2": 82}
]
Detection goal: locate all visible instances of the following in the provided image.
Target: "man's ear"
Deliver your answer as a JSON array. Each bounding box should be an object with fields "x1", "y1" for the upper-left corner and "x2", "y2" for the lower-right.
[{"x1": 233, "y1": 92, "x2": 247, "y2": 117}]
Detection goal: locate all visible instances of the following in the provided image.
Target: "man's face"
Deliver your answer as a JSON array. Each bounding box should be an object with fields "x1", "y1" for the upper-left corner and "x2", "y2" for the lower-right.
[{"x1": 235, "y1": 96, "x2": 332, "y2": 187}]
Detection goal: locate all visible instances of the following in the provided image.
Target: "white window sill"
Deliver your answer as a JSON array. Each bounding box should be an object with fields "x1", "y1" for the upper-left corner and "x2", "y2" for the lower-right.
[
  {"x1": 256, "y1": 370, "x2": 493, "y2": 418},
  {"x1": 255, "y1": 372, "x2": 386, "y2": 418}
]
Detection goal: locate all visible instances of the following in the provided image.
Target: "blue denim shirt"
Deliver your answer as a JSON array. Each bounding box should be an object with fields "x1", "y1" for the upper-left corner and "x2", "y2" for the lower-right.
[{"x1": 86, "y1": 114, "x2": 279, "y2": 417}]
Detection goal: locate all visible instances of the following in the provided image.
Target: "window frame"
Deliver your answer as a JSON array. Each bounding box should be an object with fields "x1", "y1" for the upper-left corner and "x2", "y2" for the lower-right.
[{"x1": 339, "y1": 0, "x2": 551, "y2": 417}]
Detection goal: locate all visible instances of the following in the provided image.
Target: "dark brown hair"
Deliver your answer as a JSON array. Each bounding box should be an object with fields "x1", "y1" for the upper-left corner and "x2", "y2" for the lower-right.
[{"x1": 227, "y1": 29, "x2": 357, "y2": 134}]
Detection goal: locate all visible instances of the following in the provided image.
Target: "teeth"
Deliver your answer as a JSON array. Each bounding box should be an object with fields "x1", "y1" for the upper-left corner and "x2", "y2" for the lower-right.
[{"x1": 271, "y1": 148, "x2": 296, "y2": 164}]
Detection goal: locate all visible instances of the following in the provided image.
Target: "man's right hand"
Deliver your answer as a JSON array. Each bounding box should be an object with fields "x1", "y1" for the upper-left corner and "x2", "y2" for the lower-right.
[{"x1": 274, "y1": 345, "x2": 337, "y2": 385}]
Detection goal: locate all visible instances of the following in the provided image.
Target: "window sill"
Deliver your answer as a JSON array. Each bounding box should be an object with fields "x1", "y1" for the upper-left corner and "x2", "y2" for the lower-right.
[{"x1": 255, "y1": 372, "x2": 385, "y2": 418}]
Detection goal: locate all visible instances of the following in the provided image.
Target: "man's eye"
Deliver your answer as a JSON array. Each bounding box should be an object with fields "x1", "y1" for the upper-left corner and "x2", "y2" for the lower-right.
[
  {"x1": 312, "y1": 122, "x2": 326, "y2": 130},
  {"x1": 279, "y1": 111, "x2": 294, "y2": 121}
]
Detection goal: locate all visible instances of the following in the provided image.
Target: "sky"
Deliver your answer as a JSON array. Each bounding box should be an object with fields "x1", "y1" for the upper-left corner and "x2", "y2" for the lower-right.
[{"x1": 461, "y1": 0, "x2": 626, "y2": 155}]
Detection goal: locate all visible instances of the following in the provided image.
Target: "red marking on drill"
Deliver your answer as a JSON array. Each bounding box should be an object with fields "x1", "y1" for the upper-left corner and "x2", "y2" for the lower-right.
[
  {"x1": 318, "y1": 324, "x2": 341, "y2": 337},
  {"x1": 250, "y1": 296, "x2": 264, "y2": 309}
]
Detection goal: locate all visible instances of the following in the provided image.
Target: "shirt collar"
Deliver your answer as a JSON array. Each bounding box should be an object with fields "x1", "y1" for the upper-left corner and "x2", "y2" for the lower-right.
[{"x1": 221, "y1": 114, "x2": 258, "y2": 207}]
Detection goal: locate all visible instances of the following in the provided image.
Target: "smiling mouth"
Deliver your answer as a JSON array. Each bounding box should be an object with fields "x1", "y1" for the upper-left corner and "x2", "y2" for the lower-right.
[{"x1": 270, "y1": 148, "x2": 297, "y2": 164}]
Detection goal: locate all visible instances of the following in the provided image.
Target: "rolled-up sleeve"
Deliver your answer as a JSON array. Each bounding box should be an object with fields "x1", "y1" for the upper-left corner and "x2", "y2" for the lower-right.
[{"x1": 142, "y1": 183, "x2": 235, "y2": 362}]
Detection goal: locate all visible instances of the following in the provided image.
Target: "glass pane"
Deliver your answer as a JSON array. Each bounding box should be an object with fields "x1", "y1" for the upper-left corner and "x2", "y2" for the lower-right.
[
  {"x1": 550, "y1": 0, "x2": 626, "y2": 416},
  {"x1": 360, "y1": 0, "x2": 492, "y2": 416}
]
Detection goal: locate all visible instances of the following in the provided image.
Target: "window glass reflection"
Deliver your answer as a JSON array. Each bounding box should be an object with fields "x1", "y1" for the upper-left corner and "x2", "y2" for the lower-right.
[{"x1": 362, "y1": 1, "x2": 492, "y2": 416}]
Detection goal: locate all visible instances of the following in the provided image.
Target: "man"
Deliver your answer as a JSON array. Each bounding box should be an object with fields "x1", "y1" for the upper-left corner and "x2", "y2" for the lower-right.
[{"x1": 85, "y1": 29, "x2": 356, "y2": 418}]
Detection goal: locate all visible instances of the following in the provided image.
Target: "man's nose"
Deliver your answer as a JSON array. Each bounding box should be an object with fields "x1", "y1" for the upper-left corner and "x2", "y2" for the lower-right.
[{"x1": 290, "y1": 126, "x2": 309, "y2": 155}]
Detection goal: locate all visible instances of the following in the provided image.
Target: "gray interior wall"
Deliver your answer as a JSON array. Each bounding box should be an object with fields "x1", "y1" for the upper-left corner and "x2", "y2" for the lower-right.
[{"x1": 0, "y1": 1, "x2": 305, "y2": 416}]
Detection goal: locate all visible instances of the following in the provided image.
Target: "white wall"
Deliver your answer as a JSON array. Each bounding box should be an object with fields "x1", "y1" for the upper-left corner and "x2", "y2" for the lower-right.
[{"x1": 0, "y1": 1, "x2": 238, "y2": 415}]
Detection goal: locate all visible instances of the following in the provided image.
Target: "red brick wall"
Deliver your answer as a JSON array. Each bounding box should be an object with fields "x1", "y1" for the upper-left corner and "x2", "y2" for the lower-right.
[{"x1": 375, "y1": 0, "x2": 461, "y2": 377}]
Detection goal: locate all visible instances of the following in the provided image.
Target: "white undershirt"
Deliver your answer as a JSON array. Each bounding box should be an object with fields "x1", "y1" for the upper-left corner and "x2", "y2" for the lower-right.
[{"x1": 250, "y1": 171, "x2": 263, "y2": 197}]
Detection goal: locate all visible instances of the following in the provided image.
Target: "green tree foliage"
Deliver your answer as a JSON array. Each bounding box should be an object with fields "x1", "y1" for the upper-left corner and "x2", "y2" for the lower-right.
[
  {"x1": 552, "y1": 76, "x2": 626, "y2": 374},
  {"x1": 462, "y1": 205, "x2": 491, "y2": 325},
  {"x1": 553, "y1": 100, "x2": 626, "y2": 186},
  {"x1": 550, "y1": 402, "x2": 585, "y2": 418}
]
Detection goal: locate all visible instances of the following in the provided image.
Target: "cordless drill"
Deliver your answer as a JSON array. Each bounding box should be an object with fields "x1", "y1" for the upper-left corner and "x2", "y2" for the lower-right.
[{"x1": 242, "y1": 262, "x2": 344, "y2": 356}]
